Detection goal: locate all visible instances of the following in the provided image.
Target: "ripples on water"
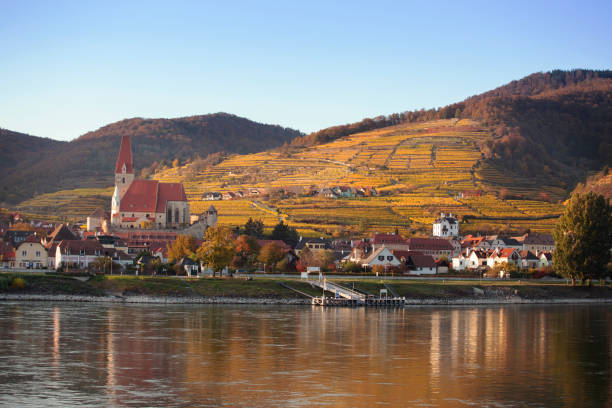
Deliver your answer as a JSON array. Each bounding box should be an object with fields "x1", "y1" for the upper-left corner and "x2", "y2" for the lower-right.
[{"x1": 0, "y1": 303, "x2": 610, "y2": 407}]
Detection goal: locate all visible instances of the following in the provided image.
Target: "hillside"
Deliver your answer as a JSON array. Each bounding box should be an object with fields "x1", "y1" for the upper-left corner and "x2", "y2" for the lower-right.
[
  {"x1": 293, "y1": 70, "x2": 612, "y2": 187},
  {"x1": 11, "y1": 70, "x2": 610, "y2": 236},
  {"x1": 572, "y1": 167, "x2": 612, "y2": 200},
  {"x1": 0, "y1": 113, "x2": 303, "y2": 204}
]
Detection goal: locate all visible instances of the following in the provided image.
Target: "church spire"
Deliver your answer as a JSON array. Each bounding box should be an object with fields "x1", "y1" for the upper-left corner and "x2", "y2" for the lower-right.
[{"x1": 114, "y1": 135, "x2": 133, "y2": 174}]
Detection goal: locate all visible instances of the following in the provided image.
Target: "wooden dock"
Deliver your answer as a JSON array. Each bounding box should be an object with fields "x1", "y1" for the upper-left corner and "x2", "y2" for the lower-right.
[{"x1": 312, "y1": 296, "x2": 405, "y2": 307}]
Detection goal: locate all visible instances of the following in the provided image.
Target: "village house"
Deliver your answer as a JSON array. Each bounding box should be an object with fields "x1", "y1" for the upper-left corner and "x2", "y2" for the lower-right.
[
  {"x1": 361, "y1": 247, "x2": 401, "y2": 269},
  {"x1": 406, "y1": 237, "x2": 455, "y2": 259},
  {"x1": 348, "y1": 239, "x2": 372, "y2": 263},
  {"x1": 405, "y1": 254, "x2": 437, "y2": 275},
  {"x1": 486, "y1": 248, "x2": 522, "y2": 269},
  {"x1": 0, "y1": 241, "x2": 15, "y2": 268},
  {"x1": 294, "y1": 237, "x2": 329, "y2": 255},
  {"x1": 452, "y1": 249, "x2": 490, "y2": 271},
  {"x1": 490, "y1": 237, "x2": 522, "y2": 250},
  {"x1": 87, "y1": 208, "x2": 108, "y2": 232},
  {"x1": 55, "y1": 240, "x2": 113, "y2": 270},
  {"x1": 538, "y1": 252, "x2": 554, "y2": 268},
  {"x1": 15, "y1": 234, "x2": 47, "y2": 269},
  {"x1": 520, "y1": 233, "x2": 555, "y2": 253},
  {"x1": 371, "y1": 233, "x2": 409, "y2": 252},
  {"x1": 432, "y1": 212, "x2": 459, "y2": 237},
  {"x1": 203, "y1": 192, "x2": 222, "y2": 201},
  {"x1": 519, "y1": 250, "x2": 540, "y2": 269}
]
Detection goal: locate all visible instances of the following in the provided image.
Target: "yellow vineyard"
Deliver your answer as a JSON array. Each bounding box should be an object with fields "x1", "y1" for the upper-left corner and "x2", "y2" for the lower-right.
[{"x1": 16, "y1": 119, "x2": 566, "y2": 236}]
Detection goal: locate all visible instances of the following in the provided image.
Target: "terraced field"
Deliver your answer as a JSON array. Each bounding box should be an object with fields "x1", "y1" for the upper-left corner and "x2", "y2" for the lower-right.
[{"x1": 15, "y1": 119, "x2": 568, "y2": 236}]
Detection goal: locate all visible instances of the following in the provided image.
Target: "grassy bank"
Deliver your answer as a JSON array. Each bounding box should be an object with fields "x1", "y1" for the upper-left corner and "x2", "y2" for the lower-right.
[{"x1": 0, "y1": 273, "x2": 610, "y2": 302}]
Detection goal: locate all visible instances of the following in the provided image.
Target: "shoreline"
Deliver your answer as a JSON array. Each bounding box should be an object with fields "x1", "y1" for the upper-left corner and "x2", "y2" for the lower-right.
[{"x1": 1, "y1": 293, "x2": 612, "y2": 306}]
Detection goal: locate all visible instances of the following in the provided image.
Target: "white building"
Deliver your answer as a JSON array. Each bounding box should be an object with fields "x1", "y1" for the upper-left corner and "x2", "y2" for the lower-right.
[{"x1": 432, "y1": 213, "x2": 458, "y2": 237}]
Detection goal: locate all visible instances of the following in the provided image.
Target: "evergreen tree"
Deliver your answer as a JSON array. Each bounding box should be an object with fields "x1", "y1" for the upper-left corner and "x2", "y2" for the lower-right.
[
  {"x1": 244, "y1": 218, "x2": 265, "y2": 238},
  {"x1": 553, "y1": 192, "x2": 612, "y2": 284},
  {"x1": 270, "y1": 220, "x2": 299, "y2": 247}
]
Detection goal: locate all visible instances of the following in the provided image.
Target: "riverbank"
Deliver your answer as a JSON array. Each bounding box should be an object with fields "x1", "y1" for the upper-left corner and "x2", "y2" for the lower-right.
[{"x1": 0, "y1": 273, "x2": 611, "y2": 305}]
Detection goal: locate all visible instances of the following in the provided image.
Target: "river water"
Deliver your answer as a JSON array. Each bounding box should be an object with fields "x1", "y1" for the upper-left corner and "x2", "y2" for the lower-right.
[{"x1": 0, "y1": 302, "x2": 610, "y2": 407}]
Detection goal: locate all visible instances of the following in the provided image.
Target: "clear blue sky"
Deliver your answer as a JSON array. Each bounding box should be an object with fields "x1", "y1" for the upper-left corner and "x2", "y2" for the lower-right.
[{"x1": 1, "y1": 0, "x2": 610, "y2": 141}]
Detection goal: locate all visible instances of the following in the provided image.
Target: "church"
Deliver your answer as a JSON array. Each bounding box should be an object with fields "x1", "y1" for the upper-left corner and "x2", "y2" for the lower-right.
[{"x1": 110, "y1": 136, "x2": 191, "y2": 229}]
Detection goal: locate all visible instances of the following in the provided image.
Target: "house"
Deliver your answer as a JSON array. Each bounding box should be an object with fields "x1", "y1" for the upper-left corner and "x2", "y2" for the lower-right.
[
  {"x1": 406, "y1": 238, "x2": 454, "y2": 259},
  {"x1": 519, "y1": 250, "x2": 539, "y2": 269},
  {"x1": 432, "y1": 212, "x2": 459, "y2": 237},
  {"x1": 348, "y1": 239, "x2": 372, "y2": 263},
  {"x1": 203, "y1": 192, "x2": 222, "y2": 201},
  {"x1": 222, "y1": 192, "x2": 236, "y2": 200},
  {"x1": 490, "y1": 237, "x2": 522, "y2": 250},
  {"x1": 406, "y1": 254, "x2": 437, "y2": 275},
  {"x1": 176, "y1": 257, "x2": 199, "y2": 277},
  {"x1": 0, "y1": 241, "x2": 15, "y2": 268},
  {"x1": 465, "y1": 249, "x2": 490, "y2": 269},
  {"x1": 372, "y1": 233, "x2": 409, "y2": 252},
  {"x1": 319, "y1": 188, "x2": 338, "y2": 198},
  {"x1": 521, "y1": 233, "x2": 555, "y2": 253},
  {"x1": 15, "y1": 234, "x2": 47, "y2": 269},
  {"x1": 294, "y1": 237, "x2": 329, "y2": 255},
  {"x1": 4, "y1": 230, "x2": 35, "y2": 247},
  {"x1": 87, "y1": 208, "x2": 109, "y2": 232},
  {"x1": 486, "y1": 248, "x2": 521, "y2": 269},
  {"x1": 55, "y1": 240, "x2": 113, "y2": 270},
  {"x1": 538, "y1": 252, "x2": 554, "y2": 268},
  {"x1": 361, "y1": 247, "x2": 401, "y2": 268},
  {"x1": 43, "y1": 223, "x2": 78, "y2": 248}
]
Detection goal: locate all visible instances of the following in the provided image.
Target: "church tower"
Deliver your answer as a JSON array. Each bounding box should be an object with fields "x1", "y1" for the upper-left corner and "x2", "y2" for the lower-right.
[{"x1": 114, "y1": 135, "x2": 134, "y2": 198}]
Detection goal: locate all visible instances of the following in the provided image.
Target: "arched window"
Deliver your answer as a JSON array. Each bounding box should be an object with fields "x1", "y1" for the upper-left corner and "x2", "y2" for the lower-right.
[
  {"x1": 175, "y1": 209, "x2": 179, "y2": 224},
  {"x1": 122, "y1": 177, "x2": 125, "y2": 183},
  {"x1": 167, "y1": 208, "x2": 172, "y2": 224}
]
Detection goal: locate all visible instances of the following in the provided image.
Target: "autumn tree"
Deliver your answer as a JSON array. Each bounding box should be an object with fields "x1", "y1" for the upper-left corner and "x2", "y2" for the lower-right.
[
  {"x1": 196, "y1": 226, "x2": 235, "y2": 277},
  {"x1": 167, "y1": 235, "x2": 197, "y2": 262},
  {"x1": 258, "y1": 243, "x2": 286, "y2": 272},
  {"x1": 232, "y1": 234, "x2": 260, "y2": 270},
  {"x1": 553, "y1": 193, "x2": 612, "y2": 284}
]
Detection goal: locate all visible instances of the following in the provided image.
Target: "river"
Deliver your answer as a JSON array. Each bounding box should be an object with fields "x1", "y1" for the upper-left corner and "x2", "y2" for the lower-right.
[{"x1": 0, "y1": 303, "x2": 610, "y2": 407}]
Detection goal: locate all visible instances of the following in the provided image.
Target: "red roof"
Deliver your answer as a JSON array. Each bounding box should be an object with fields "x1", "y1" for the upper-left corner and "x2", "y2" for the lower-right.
[
  {"x1": 120, "y1": 180, "x2": 158, "y2": 212},
  {"x1": 407, "y1": 238, "x2": 454, "y2": 251},
  {"x1": 498, "y1": 248, "x2": 518, "y2": 258},
  {"x1": 119, "y1": 180, "x2": 188, "y2": 213},
  {"x1": 115, "y1": 135, "x2": 134, "y2": 174},
  {"x1": 156, "y1": 182, "x2": 188, "y2": 212},
  {"x1": 392, "y1": 250, "x2": 424, "y2": 261},
  {"x1": 372, "y1": 233, "x2": 407, "y2": 245},
  {"x1": 24, "y1": 234, "x2": 42, "y2": 244}
]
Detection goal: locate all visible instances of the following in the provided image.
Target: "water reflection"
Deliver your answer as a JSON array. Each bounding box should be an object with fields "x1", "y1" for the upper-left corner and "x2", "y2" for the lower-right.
[{"x1": 0, "y1": 303, "x2": 609, "y2": 407}]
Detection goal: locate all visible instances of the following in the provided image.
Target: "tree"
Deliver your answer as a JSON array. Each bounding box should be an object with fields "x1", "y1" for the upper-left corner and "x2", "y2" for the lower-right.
[
  {"x1": 167, "y1": 235, "x2": 197, "y2": 263},
  {"x1": 244, "y1": 218, "x2": 265, "y2": 238},
  {"x1": 314, "y1": 250, "x2": 337, "y2": 271},
  {"x1": 196, "y1": 226, "x2": 235, "y2": 277},
  {"x1": 271, "y1": 220, "x2": 299, "y2": 247},
  {"x1": 232, "y1": 234, "x2": 260, "y2": 270},
  {"x1": 553, "y1": 193, "x2": 612, "y2": 284},
  {"x1": 257, "y1": 243, "x2": 286, "y2": 272}
]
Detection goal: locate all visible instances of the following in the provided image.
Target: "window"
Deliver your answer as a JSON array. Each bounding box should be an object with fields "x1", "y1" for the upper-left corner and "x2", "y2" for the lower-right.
[
  {"x1": 35, "y1": 251, "x2": 41, "y2": 257},
  {"x1": 387, "y1": 256, "x2": 393, "y2": 261},
  {"x1": 378, "y1": 256, "x2": 384, "y2": 261},
  {"x1": 22, "y1": 250, "x2": 26, "y2": 256},
  {"x1": 122, "y1": 177, "x2": 125, "y2": 183},
  {"x1": 80, "y1": 250, "x2": 85, "y2": 255}
]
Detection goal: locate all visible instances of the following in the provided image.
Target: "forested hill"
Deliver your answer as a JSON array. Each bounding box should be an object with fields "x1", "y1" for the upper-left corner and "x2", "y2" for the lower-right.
[
  {"x1": 0, "y1": 113, "x2": 303, "y2": 204},
  {"x1": 292, "y1": 69, "x2": 612, "y2": 187}
]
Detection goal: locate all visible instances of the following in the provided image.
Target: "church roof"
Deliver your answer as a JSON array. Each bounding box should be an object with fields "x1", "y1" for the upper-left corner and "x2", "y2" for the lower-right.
[
  {"x1": 115, "y1": 135, "x2": 134, "y2": 174},
  {"x1": 120, "y1": 180, "x2": 187, "y2": 213},
  {"x1": 156, "y1": 183, "x2": 188, "y2": 212}
]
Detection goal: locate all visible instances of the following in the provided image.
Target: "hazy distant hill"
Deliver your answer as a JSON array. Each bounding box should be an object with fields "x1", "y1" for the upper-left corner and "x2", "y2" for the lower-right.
[{"x1": 0, "y1": 113, "x2": 303, "y2": 204}]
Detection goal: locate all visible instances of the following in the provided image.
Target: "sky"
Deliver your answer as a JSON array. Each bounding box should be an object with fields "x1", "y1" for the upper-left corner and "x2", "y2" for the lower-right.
[{"x1": 1, "y1": 0, "x2": 611, "y2": 141}]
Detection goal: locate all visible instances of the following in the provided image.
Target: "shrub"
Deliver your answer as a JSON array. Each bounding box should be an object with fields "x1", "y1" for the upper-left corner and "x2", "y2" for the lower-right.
[
  {"x1": 10, "y1": 277, "x2": 26, "y2": 290},
  {"x1": 0, "y1": 276, "x2": 9, "y2": 290}
]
